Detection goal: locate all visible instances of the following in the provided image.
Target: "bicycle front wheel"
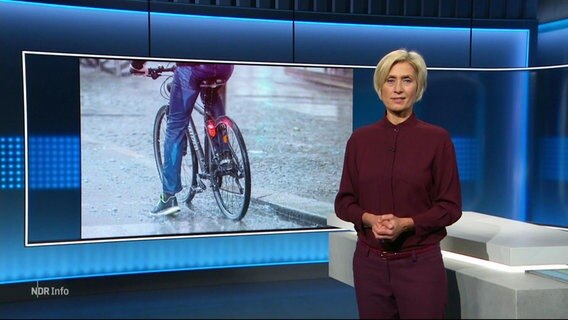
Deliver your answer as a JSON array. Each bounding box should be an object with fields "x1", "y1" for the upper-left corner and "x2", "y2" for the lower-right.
[
  {"x1": 153, "y1": 105, "x2": 198, "y2": 204},
  {"x1": 209, "y1": 116, "x2": 251, "y2": 220}
]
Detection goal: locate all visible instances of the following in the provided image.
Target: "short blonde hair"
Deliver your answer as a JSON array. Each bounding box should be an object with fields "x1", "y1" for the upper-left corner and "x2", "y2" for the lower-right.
[{"x1": 373, "y1": 49, "x2": 428, "y2": 102}]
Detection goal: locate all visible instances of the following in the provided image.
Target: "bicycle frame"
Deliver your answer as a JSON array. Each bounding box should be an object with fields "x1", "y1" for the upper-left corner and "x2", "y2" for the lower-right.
[{"x1": 186, "y1": 102, "x2": 217, "y2": 192}]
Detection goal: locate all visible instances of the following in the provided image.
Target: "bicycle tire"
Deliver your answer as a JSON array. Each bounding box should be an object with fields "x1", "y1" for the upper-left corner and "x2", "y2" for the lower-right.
[
  {"x1": 208, "y1": 116, "x2": 251, "y2": 220},
  {"x1": 153, "y1": 105, "x2": 198, "y2": 204},
  {"x1": 99, "y1": 59, "x2": 132, "y2": 77}
]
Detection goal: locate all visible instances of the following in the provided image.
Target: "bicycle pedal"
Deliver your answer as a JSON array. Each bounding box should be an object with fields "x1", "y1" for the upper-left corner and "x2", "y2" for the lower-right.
[
  {"x1": 197, "y1": 179, "x2": 207, "y2": 192},
  {"x1": 191, "y1": 186, "x2": 204, "y2": 194}
]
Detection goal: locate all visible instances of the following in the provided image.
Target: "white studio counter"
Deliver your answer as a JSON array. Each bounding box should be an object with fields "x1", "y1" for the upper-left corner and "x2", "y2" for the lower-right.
[{"x1": 328, "y1": 211, "x2": 568, "y2": 319}]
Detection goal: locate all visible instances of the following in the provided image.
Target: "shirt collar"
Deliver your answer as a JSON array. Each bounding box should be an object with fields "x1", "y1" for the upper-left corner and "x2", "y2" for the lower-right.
[{"x1": 378, "y1": 112, "x2": 418, "y2": 128}]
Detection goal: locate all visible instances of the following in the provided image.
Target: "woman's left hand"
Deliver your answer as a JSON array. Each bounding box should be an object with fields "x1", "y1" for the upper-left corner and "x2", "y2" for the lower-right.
[{"x1": 372, "y1": 214, "x2": 414, "y2": 241}]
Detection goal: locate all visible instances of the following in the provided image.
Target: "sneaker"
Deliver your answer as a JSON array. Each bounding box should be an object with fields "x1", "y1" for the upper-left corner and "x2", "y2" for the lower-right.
[{"x1": 149, "y1": 194, "x2": 180, "y2": 216}]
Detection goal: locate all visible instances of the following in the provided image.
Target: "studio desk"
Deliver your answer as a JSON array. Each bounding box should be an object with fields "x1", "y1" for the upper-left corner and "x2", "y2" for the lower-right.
[{"x1": 328, "y1": 211, "x2": 568, "y2": 319}]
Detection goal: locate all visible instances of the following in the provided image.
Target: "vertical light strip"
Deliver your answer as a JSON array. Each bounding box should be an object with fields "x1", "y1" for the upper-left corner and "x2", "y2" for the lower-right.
[
  {"x1": 512, "y1": 68, "x2": 530, "y2": 221},
  {"x1": 518, "y1": 29, "x2": 530, "y2": 221},
  {"x1": 500, "y1": 26, "x2": 531, "y2": 220}
]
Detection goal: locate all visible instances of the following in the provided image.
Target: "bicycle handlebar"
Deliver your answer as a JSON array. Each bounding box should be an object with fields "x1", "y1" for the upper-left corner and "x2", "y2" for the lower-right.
[{"x1": 147, "y1": 65, "x2": 177, "y2": 80}]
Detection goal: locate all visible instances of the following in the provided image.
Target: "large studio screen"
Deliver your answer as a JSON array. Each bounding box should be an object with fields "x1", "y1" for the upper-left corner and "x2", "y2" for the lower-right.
[
  {"x1": 23, "y1": 51, "x2": 568, "y2": 246},
  {"x1": 23, "y1": 51, "x2": 353, "y2": 244}
]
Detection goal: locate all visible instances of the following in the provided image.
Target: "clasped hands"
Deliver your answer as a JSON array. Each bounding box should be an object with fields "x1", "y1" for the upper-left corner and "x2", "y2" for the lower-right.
[{"x1": 362, "y1": 212, "x2": 414, "y2": 241}]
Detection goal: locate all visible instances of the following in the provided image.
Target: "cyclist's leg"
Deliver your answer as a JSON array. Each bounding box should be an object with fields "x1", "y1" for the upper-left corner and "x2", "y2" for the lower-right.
[{"x1": 162, "y1": 67, "x2": 199, "y2": 196}]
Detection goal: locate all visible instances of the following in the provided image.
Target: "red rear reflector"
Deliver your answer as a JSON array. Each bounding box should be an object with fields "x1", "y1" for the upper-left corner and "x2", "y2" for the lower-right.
[{"x1": 206, "y1": 120, "x2": 216, "y2": 137}]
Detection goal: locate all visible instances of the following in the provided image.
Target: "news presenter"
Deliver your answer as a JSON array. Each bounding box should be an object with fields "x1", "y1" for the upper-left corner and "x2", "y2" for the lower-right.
[{"x1": 334, "y1": 49, "x2": 462, "y2": 319}]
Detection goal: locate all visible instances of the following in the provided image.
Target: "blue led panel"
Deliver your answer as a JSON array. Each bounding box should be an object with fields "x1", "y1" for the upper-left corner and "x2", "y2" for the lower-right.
[
  {"x1": 294, "y1": 21, "x2": 471, "y2": 67},
  {"x1": 0, "y1": 137, "x2": 24, "y2": 189},
  {"x1": 452, "y1": 137, "x2": 479, "y2": 181},
  {"x1": 540, "y1": 138, "x2": 568, "y2": 181},
  {"x1": 538, "y1": 19, "x2": 568, "y2": 65},
  {"x1": 150, "y1": 12, "x2": 293, "y2": 62},
  {"x1": 0, "y1": 0, "x2": 149, "y2": 56},
  {"x1": 471, "y1": 28, "x2": 530, "y2": 67},
  {"x1": 1, "y1": 231, "x2": 329, "y2": 284},
  {"x1": 28, "y1": 136, "x2": 81, "y2": 190}
]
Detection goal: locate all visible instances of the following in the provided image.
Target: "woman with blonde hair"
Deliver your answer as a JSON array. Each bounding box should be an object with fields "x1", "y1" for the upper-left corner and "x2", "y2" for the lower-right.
[{"x1": 335, "y1": 49, "x2": 462, "y2": 319}]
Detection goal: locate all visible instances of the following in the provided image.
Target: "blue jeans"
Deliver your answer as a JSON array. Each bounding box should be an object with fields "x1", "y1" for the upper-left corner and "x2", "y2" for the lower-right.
[{"x1": 162, "y1": 64, "x2": 234, "y2": 195}]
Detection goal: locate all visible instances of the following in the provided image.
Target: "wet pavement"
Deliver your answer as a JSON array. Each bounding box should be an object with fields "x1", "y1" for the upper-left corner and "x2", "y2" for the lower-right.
[{"x1": 79, "y1": 60, "x2": 353, "y2": 239}]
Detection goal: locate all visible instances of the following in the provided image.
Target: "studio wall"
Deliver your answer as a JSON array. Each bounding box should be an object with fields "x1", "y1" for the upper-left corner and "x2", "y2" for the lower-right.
[
  {"x1": 3, "y1": 0, "x2": 564, "y2": 284},
  {"x1": 529, "y1": 18, "x2": 568, "y2": 227}
]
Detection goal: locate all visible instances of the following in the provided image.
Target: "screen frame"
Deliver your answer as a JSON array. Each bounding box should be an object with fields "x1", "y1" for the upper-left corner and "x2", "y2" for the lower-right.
[{"x1": 22, "y1": 50, "x2": 360, "y2": 247}]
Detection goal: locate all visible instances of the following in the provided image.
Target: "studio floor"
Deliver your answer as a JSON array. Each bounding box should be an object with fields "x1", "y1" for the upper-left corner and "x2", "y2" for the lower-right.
[{"x1": 0, "y1": 263, "x2": 359, "y2": 319}]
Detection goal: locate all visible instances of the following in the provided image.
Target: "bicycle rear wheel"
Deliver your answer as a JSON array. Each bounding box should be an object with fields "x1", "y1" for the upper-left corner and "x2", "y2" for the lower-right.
[
  {"x1": 208, "y1": 116, "x2": 251, "y2": 220},
  {"x1": 153, "y1": 105, "x2": 198, "y2": 204}
]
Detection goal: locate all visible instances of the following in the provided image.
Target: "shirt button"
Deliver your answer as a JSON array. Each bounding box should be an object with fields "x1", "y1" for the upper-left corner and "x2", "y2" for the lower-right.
[{"x1": 394, "y1": 128, "x2": 399, "y2": 133}]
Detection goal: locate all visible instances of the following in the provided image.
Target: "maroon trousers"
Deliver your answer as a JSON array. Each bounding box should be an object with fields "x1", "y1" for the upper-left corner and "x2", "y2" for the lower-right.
[{"x1": 353, "y1": 241, "x2": 448, "y2": 319}]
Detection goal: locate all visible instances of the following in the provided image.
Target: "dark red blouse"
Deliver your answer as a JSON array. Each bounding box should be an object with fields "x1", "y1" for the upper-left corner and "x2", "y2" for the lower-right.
[{"x1": 334, "y1": 113, "x2": 462, "y2": 252}]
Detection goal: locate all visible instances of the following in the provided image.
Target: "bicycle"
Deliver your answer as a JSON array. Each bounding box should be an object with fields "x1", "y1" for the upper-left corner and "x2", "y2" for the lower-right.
[{"x1": 147, "y1": 65, "x2": 251, "y2": 220}]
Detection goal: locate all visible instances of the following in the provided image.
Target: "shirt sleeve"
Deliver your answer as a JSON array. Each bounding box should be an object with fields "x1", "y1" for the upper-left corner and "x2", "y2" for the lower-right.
[
  {"x1": 334, "y1": 136, "x2": 366, "y2": 231},
  {"x1": 412, "y1": 134, "x2": 463, "y2": 236}
]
